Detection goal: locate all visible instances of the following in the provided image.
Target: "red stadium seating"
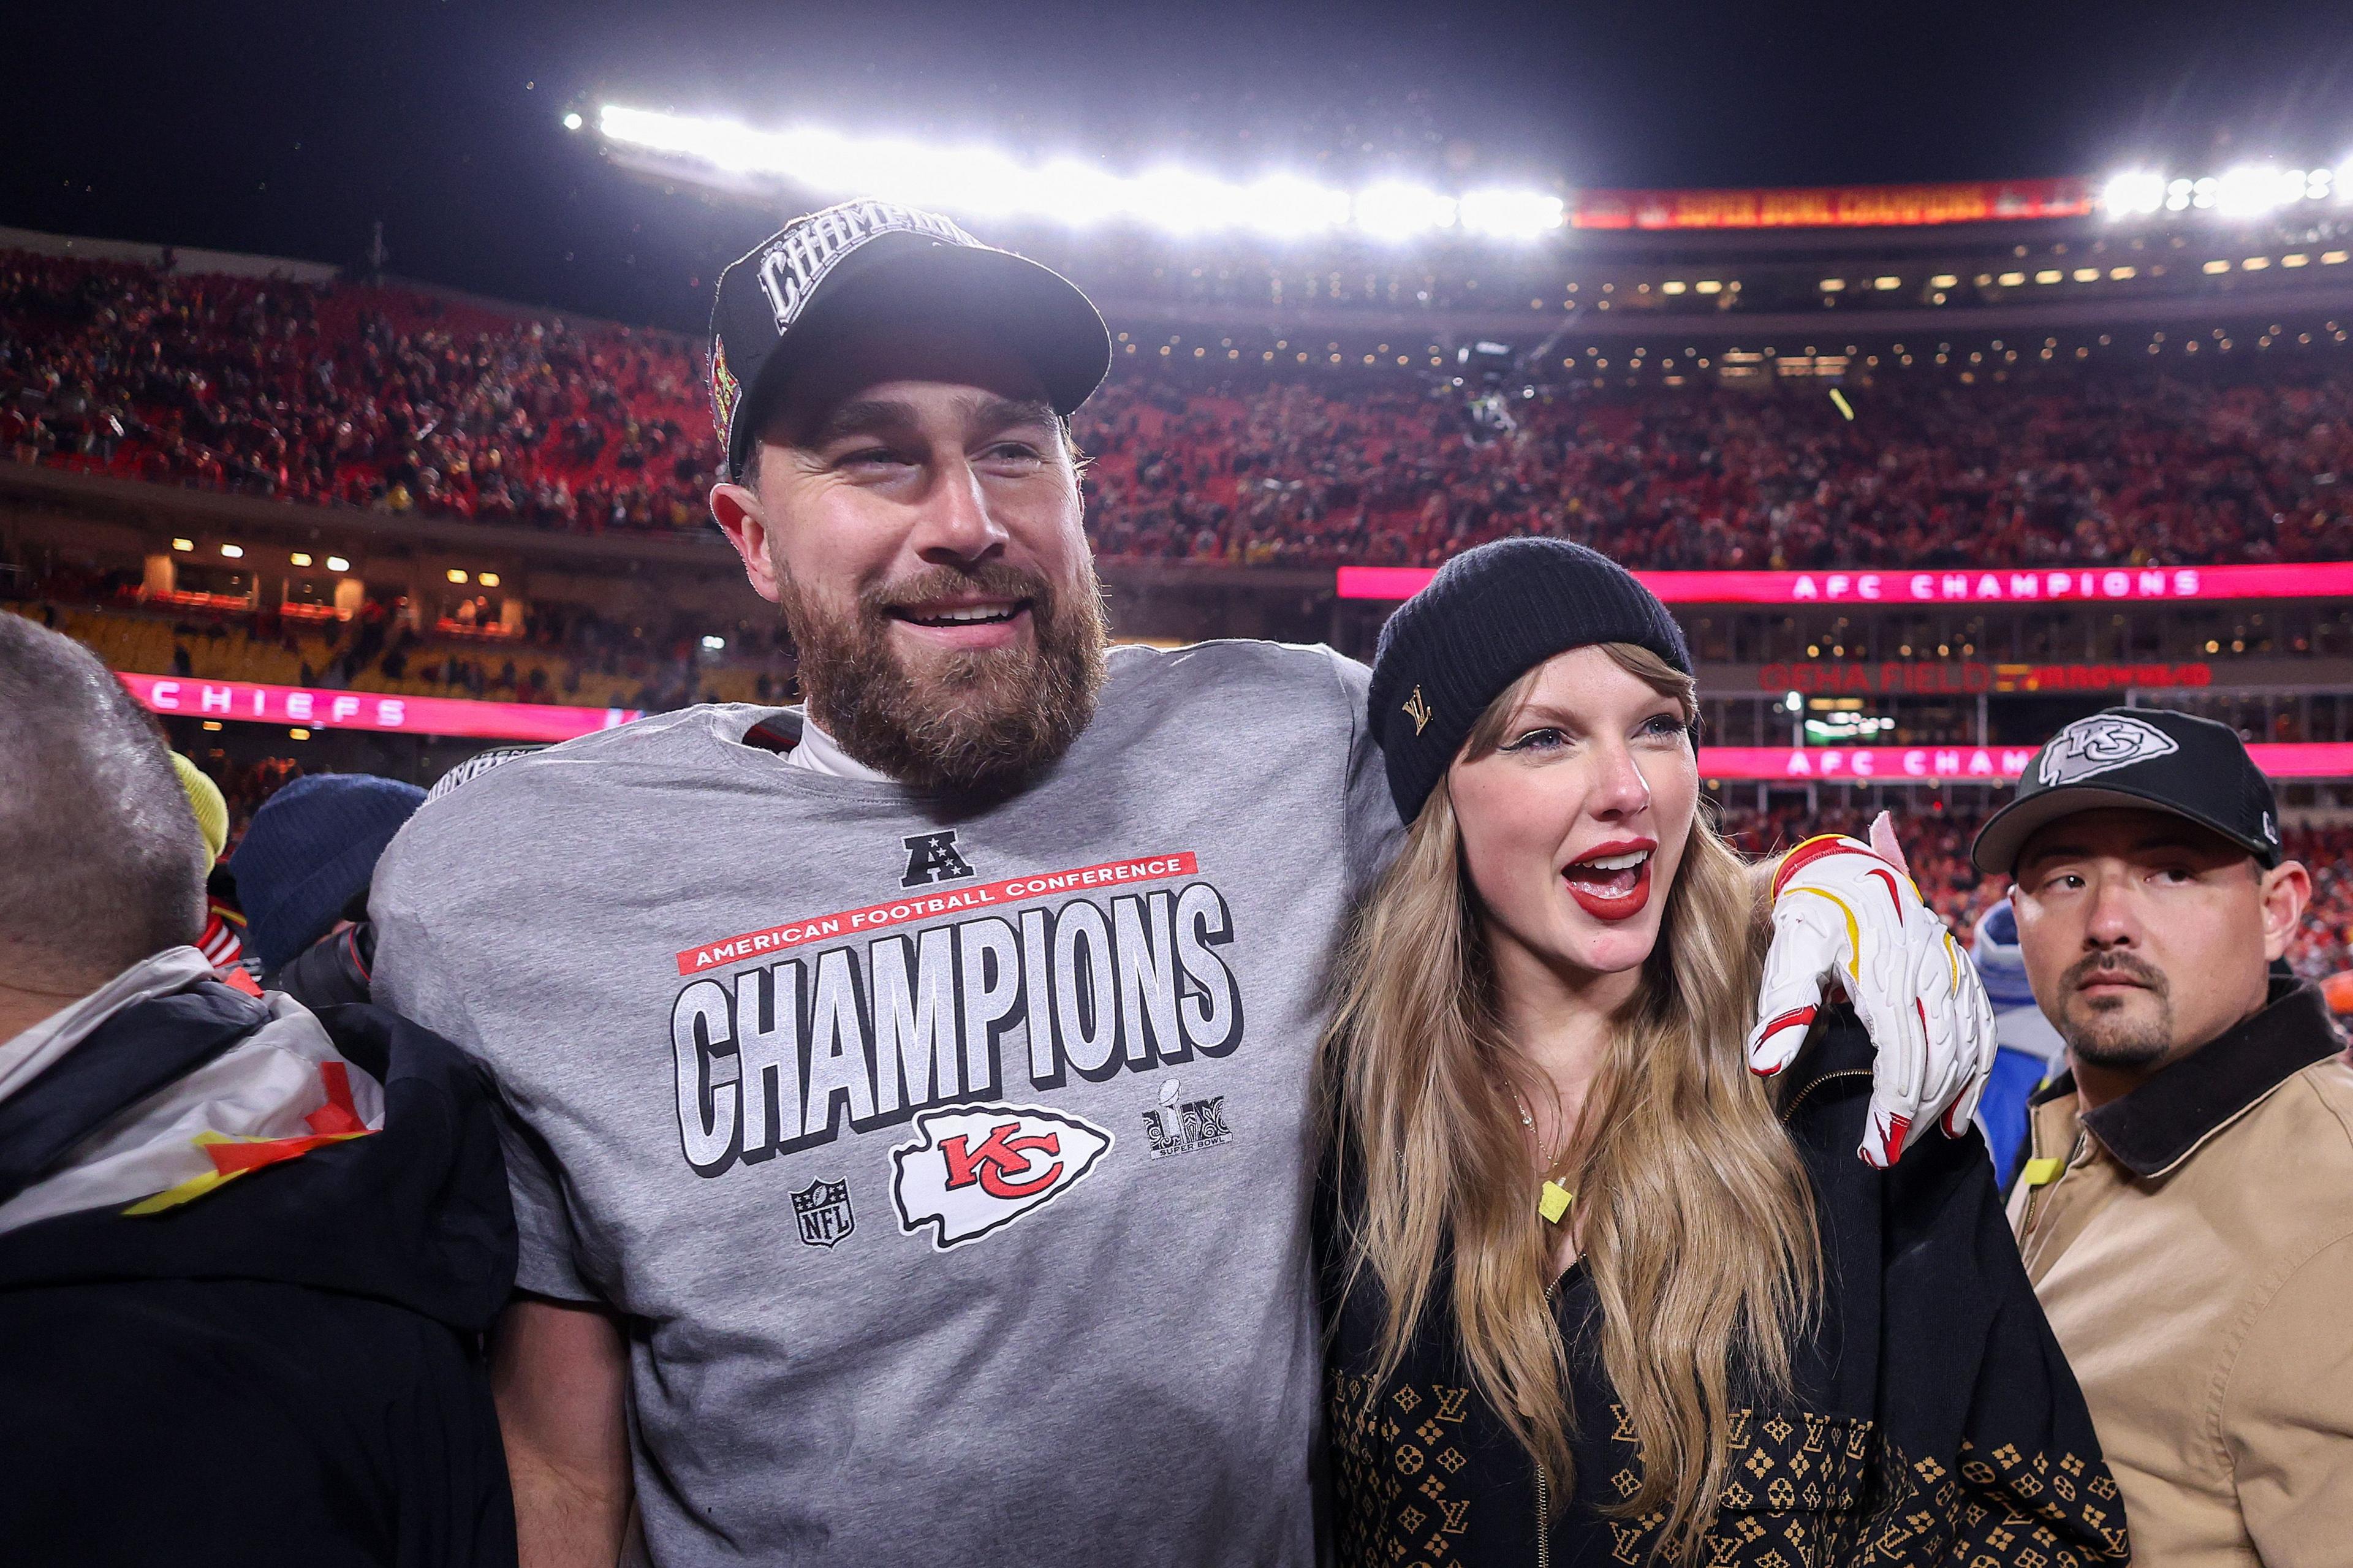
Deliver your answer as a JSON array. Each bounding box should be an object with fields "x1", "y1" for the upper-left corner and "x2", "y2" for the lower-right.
[{"x1": 9, "y1": 248, "x2": 2353, "y2": 571}]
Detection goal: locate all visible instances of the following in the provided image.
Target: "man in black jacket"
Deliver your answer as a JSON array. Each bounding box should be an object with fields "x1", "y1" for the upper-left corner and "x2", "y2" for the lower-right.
[{"x1": 0, "y1": 610, "x2": 518, "y2": 1567}]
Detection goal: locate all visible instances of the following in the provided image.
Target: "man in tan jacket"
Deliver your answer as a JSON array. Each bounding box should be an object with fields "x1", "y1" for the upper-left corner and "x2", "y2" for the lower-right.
[{"x1": 1974, "y1": 707, "x2": 2353, "y2": 1566}]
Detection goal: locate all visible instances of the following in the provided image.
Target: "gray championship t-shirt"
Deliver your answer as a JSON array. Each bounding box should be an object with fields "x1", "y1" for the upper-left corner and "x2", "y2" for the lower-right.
[{"x1": 370, "y1": 640, "x2": 1399, "y2": 1566}]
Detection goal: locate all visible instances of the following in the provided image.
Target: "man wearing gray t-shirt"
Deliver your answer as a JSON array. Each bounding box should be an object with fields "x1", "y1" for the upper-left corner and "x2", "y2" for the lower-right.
[{"x1": 371, "y1": 200, "x2": 1997, "y2": 1567}]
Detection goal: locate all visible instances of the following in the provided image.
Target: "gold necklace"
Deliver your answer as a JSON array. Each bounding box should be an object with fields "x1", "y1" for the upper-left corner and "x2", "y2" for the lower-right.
[{"x1": 1511, "y1": 1086, "x2": 1577, "y2": 1226}]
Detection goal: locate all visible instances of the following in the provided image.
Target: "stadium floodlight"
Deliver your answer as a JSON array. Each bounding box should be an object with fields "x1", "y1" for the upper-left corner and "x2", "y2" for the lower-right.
[
  {"x1": 2215, "y1": 164, "x2": 2298, "y2": 217},
  {"x1": 1031, "y1": 157, "x2": 1129, "y2": 226},
  {"x1": 1457, "y1": 188, "x2": 1565, "y2": 239},
  {"x1": 2099, "y1": 170, "x2": 2165, "y2": 218},
  {"x1": 1128, "y1": 166, "x2": 1238, "y2": 234},
  {"x1": 1232, "y1": 173, "x2": 1352, "y2": 237},
  {"x1": 2098, "y1": 162, "x2": 2341, "y2": 220},
  {"x1": 597, "y1": 104, "x2": 1535, "y2": 243},
  {"x1": 1354, "y1": 181, "x2": 1458, "y2": 240},
  {"x1": 561, "y1": 112, "x2": 583, "y2": 132}
]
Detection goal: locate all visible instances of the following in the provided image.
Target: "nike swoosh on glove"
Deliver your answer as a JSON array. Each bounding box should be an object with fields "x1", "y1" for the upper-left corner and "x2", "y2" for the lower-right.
[{"x1": 1745, "y1": 823, "x2": 1999, "y2": 1167}]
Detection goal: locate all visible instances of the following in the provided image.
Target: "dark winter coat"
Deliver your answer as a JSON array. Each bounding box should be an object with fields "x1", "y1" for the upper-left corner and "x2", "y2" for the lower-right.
[
  {"x1": 1322, "y1": 1012, "x2": 2131, "y2": 1566},
  {"x1": 0, "y1": 986, "x2": 518, "y2": 1567}
]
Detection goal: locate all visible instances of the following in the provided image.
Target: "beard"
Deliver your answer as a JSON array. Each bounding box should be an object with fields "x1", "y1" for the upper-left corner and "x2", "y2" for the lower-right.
[
  {"x1": 775, "y1": 555, "x2": 1108, "y2": 798},
  {"x1": 2053, "y1": 949, "x2": 2178, "y2": 1070}
]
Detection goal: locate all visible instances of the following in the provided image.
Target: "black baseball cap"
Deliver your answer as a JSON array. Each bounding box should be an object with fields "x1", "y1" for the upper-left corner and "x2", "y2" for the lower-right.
[
  {"x1": 1971, "y1": 706, "x2": 2283, "y2": 876},
  {"x1": 708, "y1": 199, "x2": 1111, "y2": 484}
]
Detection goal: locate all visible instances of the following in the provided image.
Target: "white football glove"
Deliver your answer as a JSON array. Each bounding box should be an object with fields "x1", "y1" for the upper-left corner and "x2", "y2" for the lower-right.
[{"x1": 1745, "y1": 814, "x2": 1998, "y2": 1168}]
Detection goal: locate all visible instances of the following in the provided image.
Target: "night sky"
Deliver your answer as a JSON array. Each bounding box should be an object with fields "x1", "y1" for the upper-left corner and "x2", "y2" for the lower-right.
[{"x1": 9, "y1": 0, "x2": 2352, "y2": 329}]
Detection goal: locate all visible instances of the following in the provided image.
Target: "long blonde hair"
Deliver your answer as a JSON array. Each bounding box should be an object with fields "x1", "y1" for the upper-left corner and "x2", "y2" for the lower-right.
[{"x1": 1321, "y1": 642, "x2": 1820, "y2": 1564}]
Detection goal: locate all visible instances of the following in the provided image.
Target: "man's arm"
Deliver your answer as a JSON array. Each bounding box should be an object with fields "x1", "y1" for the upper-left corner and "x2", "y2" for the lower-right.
[
  {"x1": 493, "y1": 1296, "x2": 633, "y2": 1568},
  {"x1": 2224, "y1": 1232, "x2": 2353, "y2": 1566}
]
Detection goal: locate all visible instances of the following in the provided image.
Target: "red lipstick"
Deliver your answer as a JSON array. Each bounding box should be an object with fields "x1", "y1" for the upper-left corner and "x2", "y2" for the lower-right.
[{"x1": 1561, "y1": 838, "x2": 1658, "y2": 923}]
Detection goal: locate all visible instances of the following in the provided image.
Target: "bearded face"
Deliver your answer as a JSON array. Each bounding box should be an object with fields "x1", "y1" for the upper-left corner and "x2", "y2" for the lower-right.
[
  {"x1": 707, "y1": 328, "x2": 1112, "y2": 797},
  {"x1": 776, "y1": 552, "x2": 1107, "y2": 797}
]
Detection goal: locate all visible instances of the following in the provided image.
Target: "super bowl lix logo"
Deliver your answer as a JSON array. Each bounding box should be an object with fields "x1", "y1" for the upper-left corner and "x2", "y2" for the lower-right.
[
  {"x1": 1142, "y1": 1078, "x2": 1234, "y2": 1159},
  {"x1": 890, "y1": 1104, "x2": 1112, "y2": 1250}
]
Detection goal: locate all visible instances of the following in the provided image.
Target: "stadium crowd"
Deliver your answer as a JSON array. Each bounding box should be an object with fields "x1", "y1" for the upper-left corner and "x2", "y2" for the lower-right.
[
  {"x1": 8, "y1": 248, "x2": 2353, "y2": 573},
  {"x1": 1077, "y1": 368, "x2": 2353, "y2": 569},
  {"x1": 1, "y1": 251, "x2": 711, "y2": 532}
]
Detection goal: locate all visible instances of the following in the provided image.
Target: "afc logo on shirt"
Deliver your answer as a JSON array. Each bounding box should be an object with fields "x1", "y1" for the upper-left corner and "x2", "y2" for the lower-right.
[{"x1": 901, "y1": 830, "x2": 976, "y2": 889}]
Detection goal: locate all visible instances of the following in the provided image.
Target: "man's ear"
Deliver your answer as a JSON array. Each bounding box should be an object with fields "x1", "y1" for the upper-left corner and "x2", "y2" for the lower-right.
[
  {"x1": 2258, "y1": 858, "x2": 2312, "y2": 962},
  {"x1": 710, "y1": 476, "x2": 782, "y2": 604}
]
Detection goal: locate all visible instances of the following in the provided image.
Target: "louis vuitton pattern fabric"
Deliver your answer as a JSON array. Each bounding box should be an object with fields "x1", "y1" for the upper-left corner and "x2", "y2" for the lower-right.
[
  {"x1": 1327, "y1": 1369, "x2": 1477, "y2": 1566},
  {"x1": 1328, "y1": 1373, "x2": 2129, "y2": 1568},
  {"x1": 1851, "y1": 1436, "x2": 2129, "y2": 1567}
]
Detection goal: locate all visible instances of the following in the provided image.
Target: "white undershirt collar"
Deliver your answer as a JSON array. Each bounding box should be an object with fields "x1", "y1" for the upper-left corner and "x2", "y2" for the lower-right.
[{"x1": 783, "y1": 713, "x2": 897, "y2": 784}]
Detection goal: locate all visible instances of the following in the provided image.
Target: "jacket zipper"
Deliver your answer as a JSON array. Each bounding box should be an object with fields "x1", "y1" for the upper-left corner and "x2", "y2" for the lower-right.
[
  {"x1": 1775, "y1": 1066, "x2": 1872, "y2": 1126},
  {"x1": 1535, "y1": 1460, "x2": 1549, "y2": 1568},
  {"x1": 1536, "y1": 1274, "x2": 1561, "y2": 1567}
]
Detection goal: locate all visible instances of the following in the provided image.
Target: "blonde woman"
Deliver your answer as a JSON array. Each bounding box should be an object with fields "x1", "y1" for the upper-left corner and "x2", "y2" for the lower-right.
[{"x1": 1321, "y1": 540, "x2": 2127, "y2": 1567}]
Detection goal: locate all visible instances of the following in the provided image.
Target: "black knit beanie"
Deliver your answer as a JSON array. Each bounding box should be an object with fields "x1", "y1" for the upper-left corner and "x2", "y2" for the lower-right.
[{"x1": 1366, "y1": 537, "x2": 1693, "y2": 822}]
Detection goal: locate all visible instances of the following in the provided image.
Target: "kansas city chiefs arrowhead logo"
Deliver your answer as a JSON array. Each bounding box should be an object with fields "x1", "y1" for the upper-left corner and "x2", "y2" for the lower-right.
[
  {"x1": 890, "y1": 1104, "x2": 1113, "y2": 1251},
  {"x1": 2038, "y1": 714, "x2": 2178, "y2": 787}
]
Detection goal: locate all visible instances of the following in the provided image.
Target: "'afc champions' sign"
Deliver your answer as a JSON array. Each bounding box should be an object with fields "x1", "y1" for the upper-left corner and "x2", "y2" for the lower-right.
[
  {"x1": 1336, "y1": 561, "x2": 2353, "y2": 606},
  {"x1": 116, "y1": 673, "x2": 638, "y2": 743}
]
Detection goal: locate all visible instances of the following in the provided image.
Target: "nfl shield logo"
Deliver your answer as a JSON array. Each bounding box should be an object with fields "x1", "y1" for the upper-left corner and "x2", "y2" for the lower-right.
[{"x1": 791, "y1": 1178, "x2": 855, "y2": 1249}]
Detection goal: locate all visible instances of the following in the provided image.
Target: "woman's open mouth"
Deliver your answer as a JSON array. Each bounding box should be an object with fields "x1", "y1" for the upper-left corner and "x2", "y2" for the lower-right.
[{"x1": 1561, "y1": 841, "x2": 1655, "y2": 922}]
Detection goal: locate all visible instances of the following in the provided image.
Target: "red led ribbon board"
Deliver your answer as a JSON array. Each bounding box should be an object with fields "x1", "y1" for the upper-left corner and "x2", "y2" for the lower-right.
[
  {"x1": 1567, "y1": 178, "x2": 2094, "y2": 231},
  {"x1": 117, "y1": 673, "x2": 640, "y2": 743}
]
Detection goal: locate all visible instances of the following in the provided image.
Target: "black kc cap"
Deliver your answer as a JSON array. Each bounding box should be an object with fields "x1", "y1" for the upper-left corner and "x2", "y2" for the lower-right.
[
  {"x1": 708, "y1": 199, "x2": 1111, "y2": 484},
  {"x1": 1971, "y1": 706, "x2": 2283, "y2": 875}
]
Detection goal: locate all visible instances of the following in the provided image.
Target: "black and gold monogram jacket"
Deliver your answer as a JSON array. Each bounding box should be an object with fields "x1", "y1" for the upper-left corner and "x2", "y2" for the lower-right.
[{"x1": 1320, "y1": 1014, "x2": 2131, "y2": 1567}]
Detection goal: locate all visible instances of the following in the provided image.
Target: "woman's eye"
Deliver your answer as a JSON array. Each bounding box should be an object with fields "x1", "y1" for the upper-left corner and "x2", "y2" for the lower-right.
[
  {"x1": 1638, "y1": 713, "x2": 1691, "y2": 741},
  {"x1": 1502, "y1": 727, "x2": 1566, "y2": 752}
]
